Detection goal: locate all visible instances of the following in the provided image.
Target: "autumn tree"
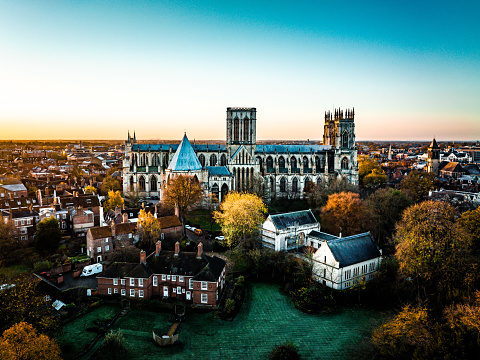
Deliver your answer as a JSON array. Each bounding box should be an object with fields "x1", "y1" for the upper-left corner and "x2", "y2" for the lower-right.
[
  {"x1": 458, "y1": 207, "x2": 480, "y2": 254},
  {"x1": 0, "y1": 275, "x2": 57, "y2": 334},
  {"x1": 0, "y1": 322, "x2": 62, "y2": 360},
  {"x1": 358, "y1": 156, "x2": 386, "y2": 188},
  {"x1": 137, "y1": 209, "x2": 162, "y2": 251},
  {"x1": 306, "y1": 177, "x2": 358, "y2": 210},
  {"x1": 395, "y1": 201, "x2": 471, "y2": 299},
  {"x1": 0, "y1": 221, "x2": 19, "y2": 267},
  {"x1": 84, "y1": 185, "x2": 97, "y2": 194},
  {"x1": 34, "y1": 217, "x2": 61, "y2": 256},
  {"x1": 320, "y1": 192, "x2": 371, "y2": 237},
  {"x1": 399, "y1": 170, "x2": 435, "y2": 203},
  {"x1": 163, "y1": 175, "x2": 203, "y2": 234},
  {"x1": 363, "y1": 168, "x2": 388, "y2": 189},
  {"x1": 366, "y1": 188, "x2": 412, "y2": 251},
  {"x1": 103, "y1": 190, "x2": 124, "y2": 212},
  {"x1": 372, "y1": 305, "x2": 431, "y2": 358},
  {"x1": 214, "y1": 192, "x2": 267, "y2": 248},
  {"x1": 100, "y1": 175, "x2": 122, "y2": 195}
]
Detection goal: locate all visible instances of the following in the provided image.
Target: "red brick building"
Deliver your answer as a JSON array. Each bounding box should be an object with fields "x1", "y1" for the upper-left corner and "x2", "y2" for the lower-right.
[
  {"x1": 86, "y1": 221, "x2": 136, "y2": 262},
  {"x1": 96, "y1": 242, "x2": 226, "y2": 307}
]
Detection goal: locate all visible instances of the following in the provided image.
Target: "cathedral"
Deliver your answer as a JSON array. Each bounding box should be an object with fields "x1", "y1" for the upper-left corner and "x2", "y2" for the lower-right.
[{"x1": 122, "y1": 107, "x2": 358, "y2": 202}]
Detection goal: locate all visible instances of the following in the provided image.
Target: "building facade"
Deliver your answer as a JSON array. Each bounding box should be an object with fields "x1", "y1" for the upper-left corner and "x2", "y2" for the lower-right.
[{"x1": 123, "y1": 107, "x2": 358, "y2": 201}]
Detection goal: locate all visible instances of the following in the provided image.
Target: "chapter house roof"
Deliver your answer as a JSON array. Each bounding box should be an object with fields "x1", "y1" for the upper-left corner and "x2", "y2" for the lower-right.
[
  {"x1": 327, "y1": 232, "x2": 381, "y2": 267},
  {"x1": 269, "y1": 210, "x2": 318, "y2": 230},
  {"x1": 167, "y1": 134, "x2": 202, "y2": 171}
]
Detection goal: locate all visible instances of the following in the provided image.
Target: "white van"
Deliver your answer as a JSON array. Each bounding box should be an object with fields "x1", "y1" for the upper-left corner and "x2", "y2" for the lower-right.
[{"x1": 81, "y1": 264, "x2": 103, "y2": 277}]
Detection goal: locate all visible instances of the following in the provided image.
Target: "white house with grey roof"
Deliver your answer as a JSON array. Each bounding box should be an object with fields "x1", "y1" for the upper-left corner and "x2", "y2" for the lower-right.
[
  {"x1": 312, "y1": 232, "x2": 382, "y2": 290},
  {"x1": 260, "y1": 210, "x2": 320, "y2": 251}
]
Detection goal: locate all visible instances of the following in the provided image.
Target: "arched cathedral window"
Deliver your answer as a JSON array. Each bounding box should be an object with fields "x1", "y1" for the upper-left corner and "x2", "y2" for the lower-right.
[
  {"x1": 234, "y1": 118, "x2": 239, "y2": 142},
  {"x1": 199, "y1": 154, "x2": 205, "y2": 167},
  {"x1": 292, "y1": 178, "x2": 298, "y2": 193},
  {"x1": 280, "y1": 177, "x2": 286, "y2": 192},
  {"x1": 303, "y1": 156, "x2": 308, "y2": 171},
  {"x1": 220, "y1": 154, "x2": 227, "y2": 166},
  {"x1": 150, "y1": 175, "x2": 157, "y2": 191},
  {"x1": 243, "y1": 118, "x2": 249, "y2": 142},
  {"x1": 210, "y1": 154, "x2": 217, "y2": 166},
  {"x1": 342, "y1": 131, "x2": 349, "y2": 148},
  {"x1": 341, "y1": 157, "x2": 349, "y2": 169},
  {"x1": 139, "y1": 176, "x2": 146, "y2": 191},
  {"x1": 266, "y1": 156, "x2": 273, "y2": 170},
  {"x1": 278, "y1": 156, "x2": 285, "y2": 169},
  {"x1": 291, "y1": 157, "x2": 297, "y2": 170}
]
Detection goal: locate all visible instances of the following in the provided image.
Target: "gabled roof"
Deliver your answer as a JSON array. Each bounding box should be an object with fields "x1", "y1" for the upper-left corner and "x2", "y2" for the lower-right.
[
  {"x1": 327, "y1": 232, "x2": 381, "y2": 267},
  {"x1": 269, "y1": 210, "x2": 318, "y2": 230},
  {"x1": 167, "y1": 134, "x2": 202, "y2": 171},
  {"x1": 205, "y1": 166, "x2": 231, "y2": 176},
  {"x1": 89, "y1": 226, "x2": 112, "y2": 239},
  {"x1": 0, "y1": 183, "x2": 27, "y2": 192},
  {"x1": 308, "y1": 230, "x2": 339, "y2": 241},
  {"x1": 439, "y1": 161, "x2": 464, "y2": 173},
  {"x1": 157, "y1": 215, "x2": 181, "y2": 229}
]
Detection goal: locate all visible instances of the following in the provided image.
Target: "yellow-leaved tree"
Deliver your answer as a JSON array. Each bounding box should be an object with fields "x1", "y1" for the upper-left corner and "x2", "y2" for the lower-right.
[
  {"x1": 137, "y1": 209, "x2": 162, "y2": 250},
  {"x1": 0, "y1": 322, "x2": 62, "y2": 360},
  {"x1": 214, "y1": 192, "x2": 267, "y2": 248},
  {"x1": 103, "y1": 190, "x2": 124, "y2": 212}
]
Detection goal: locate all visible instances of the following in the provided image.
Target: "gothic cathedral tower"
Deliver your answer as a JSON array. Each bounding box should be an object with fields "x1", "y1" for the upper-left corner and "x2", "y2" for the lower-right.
[
  {"x1": 426, "y1": 138, "x2": 440, "y2": 175},
  {"x1": 226, "y1": 107, "x2": 257, "y2": 158}
]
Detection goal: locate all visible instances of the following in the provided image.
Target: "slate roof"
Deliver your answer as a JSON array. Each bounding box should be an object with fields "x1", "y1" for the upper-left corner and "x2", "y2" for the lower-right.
[
  {"x1": 327, "y1": 232, "x2": 381, "y2": 267},
  {"x1": 157, "y1": 215, "x2": 181, "y2": 229},
  {"x1": 308, "y1": 230, "x2": 339, "y2": 241},
  {"x1": 147, "y1": 251, "x2": 208, "y2": 277},
  {"x1": 97, "y1": 263, "x2": 137, "y2": 278},
  {"x1": 429, "y1": 138, "x2": 440, "y2": 149},
  {"x1": 270, "y1": 210, "x2": 318, "y2": 230},
  {"x1": 255, "y1": 144, "x2": 331, "y2": 154},
  {"x1": 439, "y1": 162, "x2": 464, "y2": 173},
  {"x1": 0, "y1": 183, "x2": 27, "y2": 192},
  {"x1": 205, "y1": 166, "x2": 231, "y2": 176},
  {"x1": 131, "y1": 144, "x2": 228, "y2": 152},
  {"x1": 167, "y1": 134, "x2": 203, "y2": 171}
]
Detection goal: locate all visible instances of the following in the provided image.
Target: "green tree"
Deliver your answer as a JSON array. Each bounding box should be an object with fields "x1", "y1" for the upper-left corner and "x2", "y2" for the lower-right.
[
  {"x1": 395, "y1": 201, "x2": 471, "y2": 300},
  {"x1": 268, "y1": 341, "x2": 301, "y2": 360},
  {"x1": 103, "y1": 190, "x2": 124, "y2": 212},
  {"x1": 34, "y1": 217, "x2": 61, "y2": 256},
  {"x1": 458, "y1": 207, "x2": 480, "y2": 254},
  {"x1": 358, "y1": 156, "x2": 385, "y2": 187},
  {"x1": 0, "y1": 322, "x2": 62, "y2": 360},
  {"x1": 367, "y1": 188, "x2": 412, "y2": 250},
  {"x1": 214, "y1": 192, "x2": 267, "y2": 248},
  {"x1": 400, "y1": 170, "x2": 435, "y2": 203},
  {"x1": 320, "y1": 192, "x2": 371, "y2": 237},
  {"x1": 164, "y1": 175, "x2": 203, "y2": 234},
  {"x1": 91, "y1": 330, "x2": 128, "y2": 360},
  {"x1": 0, "y1": 221, "x2": 19, "y2": 267}
]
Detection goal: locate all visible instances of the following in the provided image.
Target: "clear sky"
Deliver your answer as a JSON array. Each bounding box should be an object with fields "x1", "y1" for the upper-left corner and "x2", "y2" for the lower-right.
[{"x1": 0, "y1": 0, "x2": 479, "y2": 141}]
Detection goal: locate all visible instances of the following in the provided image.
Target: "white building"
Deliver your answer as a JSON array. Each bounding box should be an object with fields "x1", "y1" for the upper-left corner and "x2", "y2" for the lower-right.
[
  {"x1": 312, "y1": 232, "x2": 382, "y2": 290},
  {"x1": 260, "y1": 210, "x2": 320, "y2": 251}
]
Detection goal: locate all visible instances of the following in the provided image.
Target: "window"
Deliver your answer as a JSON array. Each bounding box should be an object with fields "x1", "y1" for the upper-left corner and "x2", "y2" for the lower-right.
[
  {"x1": 129, "y1": 233, "x2": 132, "y2": 238},
  {"x1": 139, "y1": 290, "x2": 144, "y2": 298},
  {"x1": 121, "y1": 289, "x2": 125, "y2": 296},
  {"x1": 106, "y1": 238, "x2": 109, "y2": 243},
  {"x1": 167, "y1": 275, "x2": 170, "y2": 280},
  {"x1": 173, "y1": 288, "x2": 176, "y2": 293},
  {"x1": 63, "y1": 214, "x2": 66, "y2": 219},
  {"x1": 14, "y1": 220, "x2": 18, "y2": 226},
  {"x1": 162, "y1": 274, "x2": 166, "y2": 281},
  {"x1": 201, "y1": 294, "x2": 208, "y2": 304},
  {"x1": 21, "y1": 220, "x2": 25, "y2": 226},
  {"x1": 341, "y1": 157, "x2": 349, "y2": 170},
  {"x1": 105, "y1": 245, "x2": 109, "y2": 251},
  {"x1": 114, "y1": 288, "x2": 118, "y2": 294},
  {"x1": 130, "y1": 278, "x2": 134, "y2": 286},
  {"x1": 121, "y1": 279, "x2": 125, "y2": 285},
  {"x1": 172, "y1": 275, "x2": 176, "y2": 281},
  {"x1": 177, "y1": 286, "x2": 181, "y2": 294},
  {"x1": 97, "y1": 246, "x2": 101, "y2": 253},
  {"x1": 153, "y1": 276, "x2": 157, "y2": 286},
  {"x1": 189, "y1": 279, "x2": 193, "y2": 290},
  {"x1": 113, "y1": 278, "x2": 118, "y2": 286},
  {"x1": 201, "y1": 281, "x2": 207, "y2": 290},
  {"x1": 130, "y1": 289, "x2": 135, "y2": 297},
  {"x1": 108, "y1": 288, "x2": 112, "y2": 294},
  {"x1": 179, "y1": 276, "x2": 184, "y2": 282},
  {"x1": 182, "y1": 288, "x2": 185, "y2": 294},
  {"x1": 280, "y1": 177, "x2": 286, "y2": 192}
]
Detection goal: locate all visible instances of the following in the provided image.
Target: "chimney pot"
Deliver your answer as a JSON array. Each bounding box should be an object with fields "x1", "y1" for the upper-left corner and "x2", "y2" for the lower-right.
[
  {"x1": 140, "y1": 250, "x2": 146, "y2": 264},
  {"x1": 174, "y1": 241, "x2": 180, "y2": 257},
  {"x1": 197, "y1": 242, "x2": 203, "y2": 259},
  {"x1": 123, "y1": 213, "x2": 128, "y2": 223},
  {"x1": 156, "y1": 241, "x2": 161, "y2": 256}
]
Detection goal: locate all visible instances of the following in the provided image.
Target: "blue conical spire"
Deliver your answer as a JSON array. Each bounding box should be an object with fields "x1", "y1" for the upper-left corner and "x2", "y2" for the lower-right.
[{"x1": 167, "y1": 134, "x2": 202, "y2": 171}]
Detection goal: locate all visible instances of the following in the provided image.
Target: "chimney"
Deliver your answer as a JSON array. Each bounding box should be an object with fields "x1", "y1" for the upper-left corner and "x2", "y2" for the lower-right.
[
  {"x1": 114, "y1": 206, "x2": 121, "y2": 216},
  {"x1": 142, "y1": 202, "x2": 145, "y2": 209},
  {"x1": 174, "y1": 206, "x2": 180, "y2": 217},
  {"x1": 123, "y1": 213, "x2": 128, "y2": 223},
  {"x1": 155, "y1": 241, "x2": 162, "y2": 256},
  {"x1": 174, "y1": 241, "x2": 180, "y2": 257},
  {"x1": 122, "y1": 203, "x2": 125, "y2": 210},
  {"x1": 111, "y1": 222, "x2": 116, "y2": 237},
  {"x1": 140, "y1": 250, "x2": 146, "y2": 264},
  {"x1": 197, "y1": 242, "x2": 203, "y2": 259},
  {"x1": 154, "y1": 204, "x2": 158, "y2": 218}
]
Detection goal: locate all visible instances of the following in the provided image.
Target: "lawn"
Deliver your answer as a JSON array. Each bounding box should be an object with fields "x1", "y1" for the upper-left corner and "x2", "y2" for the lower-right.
[{"x1": 65, "y1": 283, "x2": 383, "y2": 360}]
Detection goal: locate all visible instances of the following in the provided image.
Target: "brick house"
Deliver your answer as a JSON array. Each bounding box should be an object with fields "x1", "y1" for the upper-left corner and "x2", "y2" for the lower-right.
[
  {"x1": 1, "y1": 209, "x2": 39, "y2": 241},
  {"x1": 157, "y1": 215, "x2": 182, "y2": 238},
  {"x1": 96, "y1": 241, "x2": 226, "y2": 307},
  {"x1": 86, "y1": 220, "x2": 137, "y2": 262}
]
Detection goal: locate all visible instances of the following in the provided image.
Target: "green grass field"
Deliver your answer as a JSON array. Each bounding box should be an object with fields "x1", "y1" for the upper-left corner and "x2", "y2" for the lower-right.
[{"x1": 60, "y1": 284, "x2": 383, "y2": 360}]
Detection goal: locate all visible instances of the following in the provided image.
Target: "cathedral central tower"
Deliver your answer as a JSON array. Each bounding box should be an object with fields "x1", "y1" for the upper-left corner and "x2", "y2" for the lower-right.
[{"x1": 226, "y1": 107, "x2": 256, "y2": 158}]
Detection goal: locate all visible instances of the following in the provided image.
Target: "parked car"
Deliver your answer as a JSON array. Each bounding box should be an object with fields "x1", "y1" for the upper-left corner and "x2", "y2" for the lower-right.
[
  {"x1": 81, "y1": 264, "x2": 103, "y2": 277},
  {"x1": 194, "y1": 228, "x2": 203, "y2": 236},
  {"x1": 185, "y1": 225, "x2": 192, "y2": 230},
  {"x1": 215, "y1": 235, "x2": 225, "y2": 241}
]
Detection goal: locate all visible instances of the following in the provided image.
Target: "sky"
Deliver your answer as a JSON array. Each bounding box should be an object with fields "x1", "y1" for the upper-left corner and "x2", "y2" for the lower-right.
[{"x1": 0, "y1": 0, "x2": 479, "y2": 141}]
